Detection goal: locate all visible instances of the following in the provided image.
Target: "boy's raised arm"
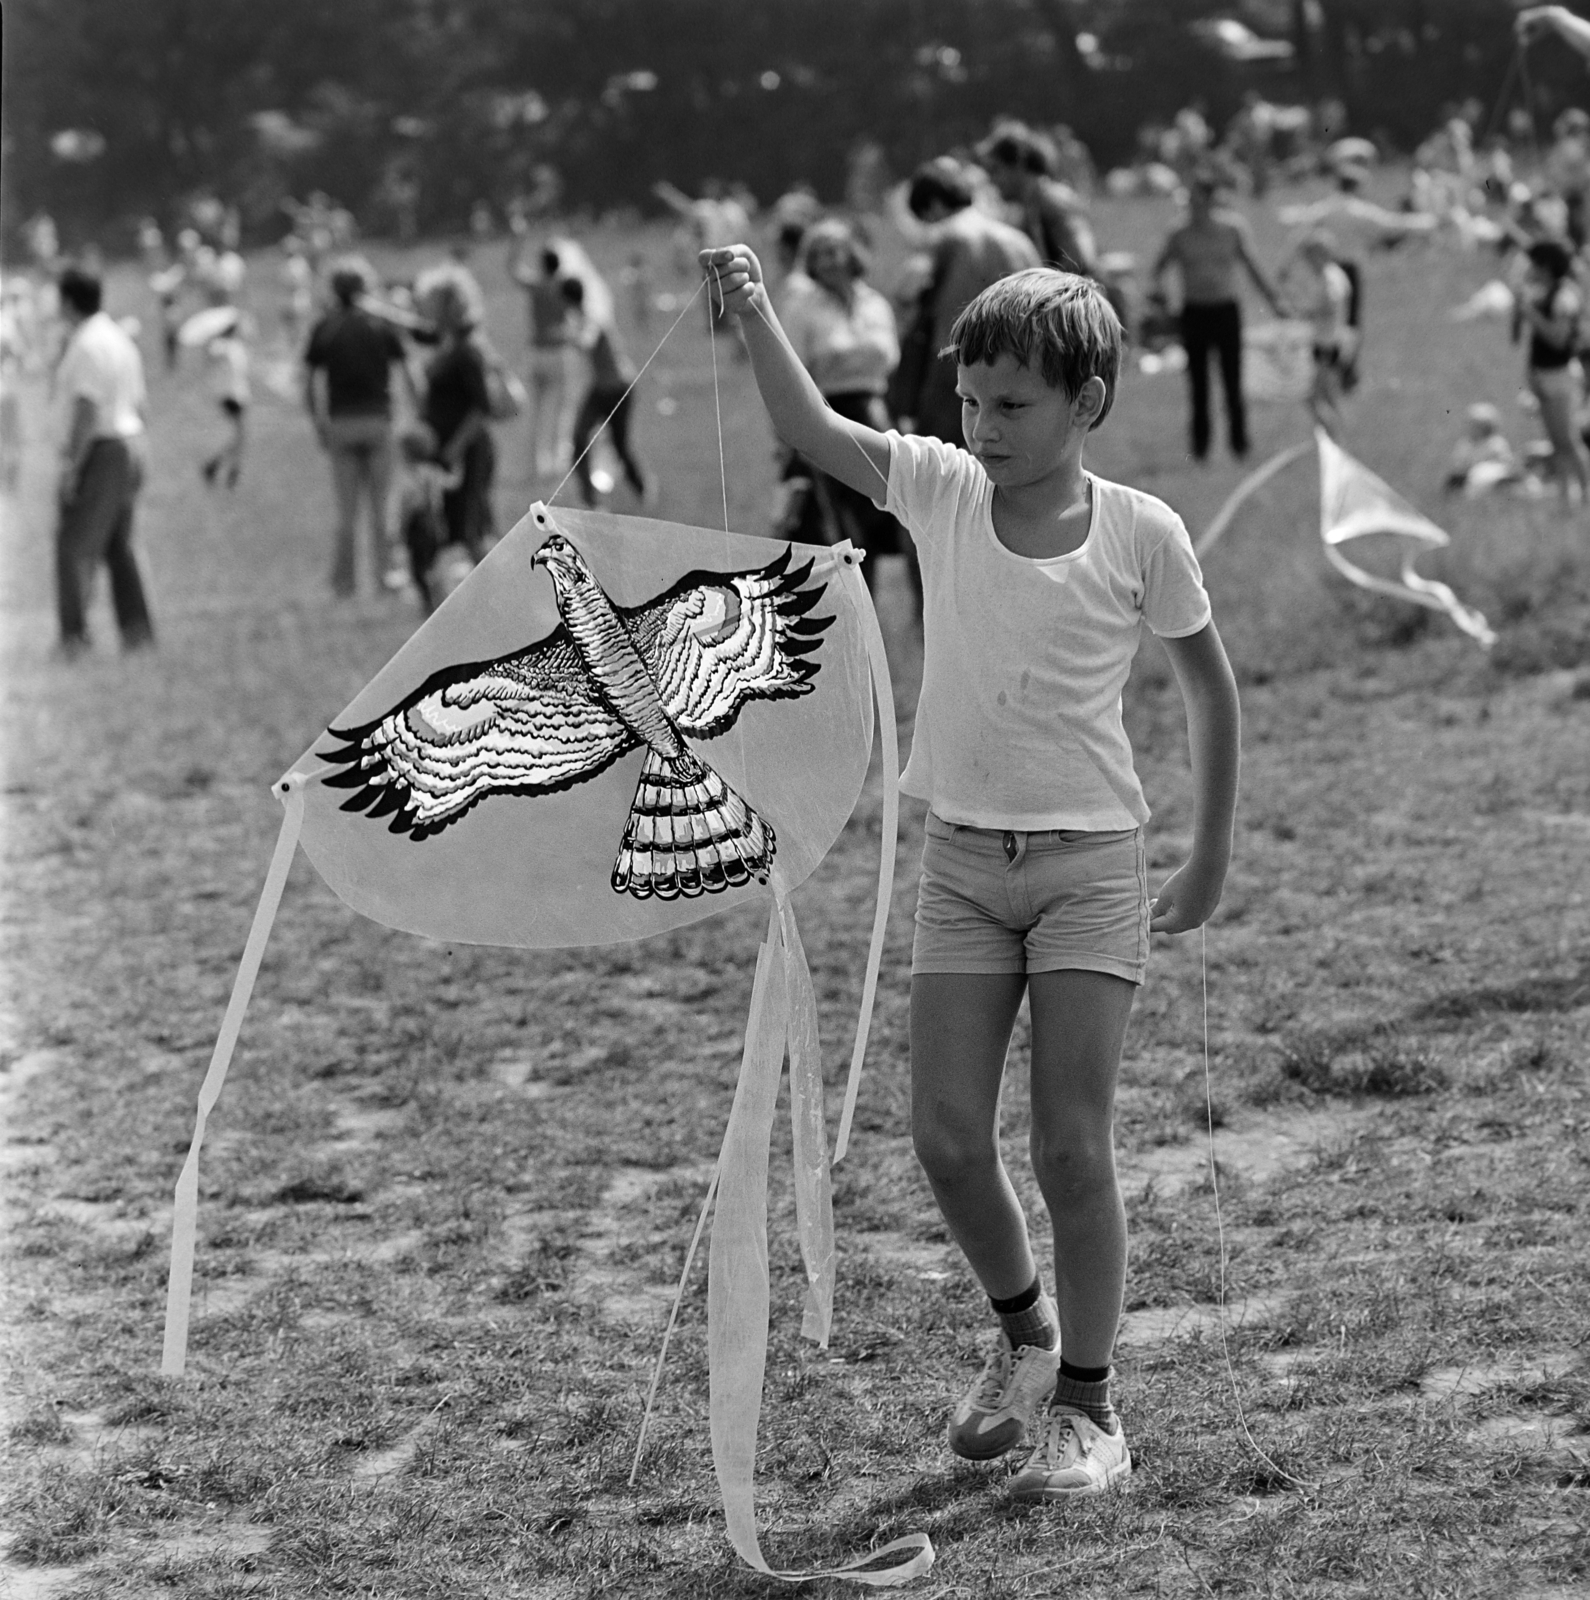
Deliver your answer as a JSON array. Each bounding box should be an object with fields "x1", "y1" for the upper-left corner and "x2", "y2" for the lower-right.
[{"x1": 701, "y1": 244, "x2": 893, "y2": 502}]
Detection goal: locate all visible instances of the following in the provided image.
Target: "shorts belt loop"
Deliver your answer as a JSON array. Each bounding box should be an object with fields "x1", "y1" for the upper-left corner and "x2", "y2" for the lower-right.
[{"x1": 1002, "y1": 830, "x2": 1019, "y2": 863}]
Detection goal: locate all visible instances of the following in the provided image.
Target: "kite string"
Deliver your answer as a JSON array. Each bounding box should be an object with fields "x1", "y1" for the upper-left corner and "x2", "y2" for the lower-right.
[
  {"x1": 1201, "y1": 925, "x2": 1315, "y2": 1493},
  {"x1": 1517, "y1": 41, "x2": 1544, "y2": 170},
  {"x1": 546, "y1": 278, "x2": 708, "y2": 510},
  {"x1": 708, "y1": 267, "x2": 731, "y2": 533}
]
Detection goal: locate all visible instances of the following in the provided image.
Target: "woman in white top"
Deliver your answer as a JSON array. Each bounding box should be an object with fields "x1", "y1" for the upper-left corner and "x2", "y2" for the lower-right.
[{"x1": 778, "y1": 218, "x2": 914, "y2": 604}]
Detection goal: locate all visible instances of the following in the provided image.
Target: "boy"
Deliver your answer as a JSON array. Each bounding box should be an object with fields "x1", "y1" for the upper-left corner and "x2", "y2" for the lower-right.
[{"x1": 702, "y1": 244, "x2": 1239, "y2": 1497}]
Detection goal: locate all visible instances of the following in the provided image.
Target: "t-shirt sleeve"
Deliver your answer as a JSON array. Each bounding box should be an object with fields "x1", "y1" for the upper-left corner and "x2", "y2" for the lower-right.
[
  {"x1": 878, "y1": 429, "x2": 978, "y2": 541},
  {"x1": 1141, "y1": 512, "x2": 1213, "y2": 638}
]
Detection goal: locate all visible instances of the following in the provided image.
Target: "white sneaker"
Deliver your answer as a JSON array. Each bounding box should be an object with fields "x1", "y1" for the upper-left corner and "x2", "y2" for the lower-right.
[
  {"x1": 1009, "y1": 1404, "x2": 1132, "y2": 1499},
  {"x1": 947, "y1": 1313, "x2": 1062, "y2": 1461}
]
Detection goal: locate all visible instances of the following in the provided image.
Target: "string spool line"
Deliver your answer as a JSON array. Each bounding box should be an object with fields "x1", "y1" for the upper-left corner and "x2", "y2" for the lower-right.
[
  {"x1": 1517, "y1": 42, "x2": 1544, "y2": 169},
  {"x1": 1480, "y1": 41, "x2": 1523, "y2": 153},
  {"x1": 1201, "y1": 926, "x2": 1315, "y2": 1493},
  {"x1": 708, "y1": 265, "x2": 731, "y2": 533}
]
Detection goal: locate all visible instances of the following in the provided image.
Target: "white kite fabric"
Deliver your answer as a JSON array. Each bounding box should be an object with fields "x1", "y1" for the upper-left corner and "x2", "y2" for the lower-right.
[
  {"x1": 1195, "y1": 429, "x2": 1496, "y2": 652},
  {"x1": 1315, "y1": 428, "x2": 1496, "y2": 648},
  {"x1": 161, "y1": 503, "x2": 932, "y2": 1586}
]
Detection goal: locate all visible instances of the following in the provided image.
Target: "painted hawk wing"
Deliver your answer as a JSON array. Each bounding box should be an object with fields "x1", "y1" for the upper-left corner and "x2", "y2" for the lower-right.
[
  {"x1": 319, "y1": 627, "x2": 639, "y2": 837},
  {"x1": 624, "y1": 545, "x2": 834, "y2": 741}
]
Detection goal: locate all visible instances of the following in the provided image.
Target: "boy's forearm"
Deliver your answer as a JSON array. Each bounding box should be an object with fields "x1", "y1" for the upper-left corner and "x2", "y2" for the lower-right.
[
  {"x1": 735, "y1": 294, "x2": 839, "y2": 456},
  {"x1": 1163, "y1": 624, "x2": 1240, "y2": 867},
  {"x1": 1184, "y1": 679, "x2": 1240, "y2": 867}
]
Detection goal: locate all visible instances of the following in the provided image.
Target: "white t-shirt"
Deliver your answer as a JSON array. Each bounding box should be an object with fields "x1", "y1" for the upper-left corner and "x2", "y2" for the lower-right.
[
  {"x1": 57, "y1": 311, "x2": 146, "y2": 440},
  {"x1": 207, "y1": 334, "x2": 250, "y2": 406},
  {"x1": 878, "y1": 431, "x2": 1211, "y2": 831},
  {"x1": 781, "y1": 278, "x2": 899, "y2": 397}
]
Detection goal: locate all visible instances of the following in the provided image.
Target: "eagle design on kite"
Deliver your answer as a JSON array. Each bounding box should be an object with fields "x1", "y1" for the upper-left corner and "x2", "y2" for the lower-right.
[{"x1": 320, "y1": 533, "x2": 833, "y2": 900}]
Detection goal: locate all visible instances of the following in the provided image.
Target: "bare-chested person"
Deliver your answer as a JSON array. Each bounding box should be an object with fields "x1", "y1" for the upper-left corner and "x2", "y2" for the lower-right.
[{"x1": 1151, "y1": 170, "x2": 1284, "y2": 461}]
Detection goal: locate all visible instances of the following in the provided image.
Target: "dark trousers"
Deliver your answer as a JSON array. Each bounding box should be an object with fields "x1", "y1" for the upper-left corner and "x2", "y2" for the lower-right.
[
  {"x1": 441, "y1": 432, "x2": 496, "y2": 559},
  {"x1": 573, "y1": 384, "x2": 647, "y2": 506},
  {"x1": 55, "y1": 438, "x2": 155, "y2": 650},
  {"x1": 1180, "y1": 300, "x2": 1247, "y2": 460}
]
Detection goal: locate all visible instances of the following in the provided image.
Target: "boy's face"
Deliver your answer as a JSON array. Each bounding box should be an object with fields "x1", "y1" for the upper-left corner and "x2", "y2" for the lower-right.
[{"x1": 956, "y1": 354, "x2": 1091, "y2": 486}]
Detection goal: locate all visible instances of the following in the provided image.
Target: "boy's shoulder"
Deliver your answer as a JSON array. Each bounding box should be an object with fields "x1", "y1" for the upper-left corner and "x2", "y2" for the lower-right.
[{"x1": 1089, "y1": 472, "x2": 1188, "y2": 546}]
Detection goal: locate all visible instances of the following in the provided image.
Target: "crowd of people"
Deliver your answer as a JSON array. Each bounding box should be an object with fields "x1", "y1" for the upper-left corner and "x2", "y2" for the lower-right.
[
  {"x1": 13, "y1": 22, "x2": 1590, "y2": 1550},
  {"x1": 17, "y1": 12, "x2": 1590, "y2": 664}
]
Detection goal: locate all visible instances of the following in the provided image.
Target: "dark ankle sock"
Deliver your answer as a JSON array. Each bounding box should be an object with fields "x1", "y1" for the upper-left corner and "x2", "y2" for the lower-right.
[
  {"x1": 1053, "y1": 1364, "x2": 1118, "y2": 1432},
  {"x1": 989, "y1": 1278, "x2": 1057, "y2": 1351}
]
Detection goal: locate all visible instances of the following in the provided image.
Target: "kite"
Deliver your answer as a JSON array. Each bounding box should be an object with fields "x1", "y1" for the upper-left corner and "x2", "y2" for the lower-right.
[
  {"x1": 1197, "y1": 428, "x2": 1496, "y2": 649},
  {"x1": 161, "y1": 501, "x2": 934, "y2": 1586}
]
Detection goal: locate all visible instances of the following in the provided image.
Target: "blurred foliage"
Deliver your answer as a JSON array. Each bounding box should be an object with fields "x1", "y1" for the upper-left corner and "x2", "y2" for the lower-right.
[{"x1": 0, "y1": 0, "x2": 1574, "y2": 252}]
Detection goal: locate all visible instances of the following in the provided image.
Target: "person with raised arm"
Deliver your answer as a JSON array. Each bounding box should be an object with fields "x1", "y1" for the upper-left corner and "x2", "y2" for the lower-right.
[{"x1": 701, "y1": 240, "x2": 1239, "y2": 1501}]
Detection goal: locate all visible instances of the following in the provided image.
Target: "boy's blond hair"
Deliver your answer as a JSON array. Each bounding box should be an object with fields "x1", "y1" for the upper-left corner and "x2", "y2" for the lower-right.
[{"x1": 947, "y1": 267, "x2": 1122, "y2": 428}]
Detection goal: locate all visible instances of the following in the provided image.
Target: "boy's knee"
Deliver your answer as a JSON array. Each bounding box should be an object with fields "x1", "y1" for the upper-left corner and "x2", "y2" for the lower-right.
[
  {"x1": 1030, "y1": 1132, "x2": 1116, "y2": 1200},
  {"x1": 912, "y1": 1109, "x2": 997, "y2": 1188}
]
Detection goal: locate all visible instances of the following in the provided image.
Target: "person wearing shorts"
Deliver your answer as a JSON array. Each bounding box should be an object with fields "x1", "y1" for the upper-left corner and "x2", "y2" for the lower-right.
[
  {"x1": 915, "y1": 819, "x2": 1148, "y2": 984},
  {"x1": 709, "y1": 244, "x2": 1240, "y2": 1499}
]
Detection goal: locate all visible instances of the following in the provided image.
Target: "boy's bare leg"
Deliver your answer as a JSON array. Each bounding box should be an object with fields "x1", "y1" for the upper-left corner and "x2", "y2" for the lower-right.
[
  {"x1": 1026, "y1": 969, "x2": 1135, "y2": 1370},
  {"x1": 910, "y1": 972, "x2": 1038, "y2": 1300}
]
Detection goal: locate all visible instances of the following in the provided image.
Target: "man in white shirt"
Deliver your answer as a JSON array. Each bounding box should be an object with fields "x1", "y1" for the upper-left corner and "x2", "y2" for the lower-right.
[{"x1": 54, "y1": 266, "x2": 155, "y2": 656}]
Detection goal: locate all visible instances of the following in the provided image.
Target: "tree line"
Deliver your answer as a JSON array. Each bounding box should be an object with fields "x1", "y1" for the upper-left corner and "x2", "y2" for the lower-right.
[{"x1": 4, "y1": 0, "x2": 1577, "y2": 255}]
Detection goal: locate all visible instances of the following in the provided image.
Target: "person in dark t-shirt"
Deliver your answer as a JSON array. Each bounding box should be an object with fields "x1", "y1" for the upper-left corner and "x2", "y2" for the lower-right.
[
  {"x1": 304, "y1": 256, "x2": 416, "y2": 597},
  {"x1": 415, "y1": 262, "x2": 498, "y2": 558}
]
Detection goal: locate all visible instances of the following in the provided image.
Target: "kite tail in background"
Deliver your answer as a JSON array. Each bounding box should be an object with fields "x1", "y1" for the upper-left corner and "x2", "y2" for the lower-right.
[
  {"x1": 708, "y1": 891, "x2": 933, "y2": 1587},
  {"x1": 162, "y1": 777, "x2": 307, "y2": 1376},
  {"x1": 610, "y1": 747, "x2": 774, "y2": 899}
]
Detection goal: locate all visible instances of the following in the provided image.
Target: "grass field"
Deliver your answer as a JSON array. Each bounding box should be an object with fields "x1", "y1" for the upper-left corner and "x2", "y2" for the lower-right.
[{"x1": 2, "y1": 178, "x2": 1589, "y2": 1599}]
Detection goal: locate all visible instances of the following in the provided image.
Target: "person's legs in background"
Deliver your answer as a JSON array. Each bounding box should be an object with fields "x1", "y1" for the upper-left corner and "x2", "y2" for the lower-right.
[
  {"x1": 601, "y1": 388, "x2": 649, "y2": 500},
  {"x1": 1180, "y1": 305, "x2": 1215, "y2": 461},
  {"x1": 361, "y1": 421, "x2": 404, "y2": 587},
  {"x1": 569, "y1": 385, "x2": 603, "y2": 508},
  {"x1": 1214, "y1": 302, "x2": 1249, "y2": 459},
  {"x1": 55, "y1": 440, "x2": 154, "y2": 653},
  {"x1": 325, "y1": 421, "x2": 364, "y2": 597}
]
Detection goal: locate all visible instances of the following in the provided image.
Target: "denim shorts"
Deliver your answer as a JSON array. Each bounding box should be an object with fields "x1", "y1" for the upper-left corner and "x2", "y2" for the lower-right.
[{"x1": 912, "y1": 812, "x2": 1150, "y2": 983}]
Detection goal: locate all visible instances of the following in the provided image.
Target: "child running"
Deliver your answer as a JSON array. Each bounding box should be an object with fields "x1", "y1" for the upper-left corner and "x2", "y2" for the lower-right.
[
  {"x1": 201, "y1": 312, "x2": 250, "y2": 490},
  {"x1": 701, "y1": 244, "x2": 1240, "y2": 1497}
]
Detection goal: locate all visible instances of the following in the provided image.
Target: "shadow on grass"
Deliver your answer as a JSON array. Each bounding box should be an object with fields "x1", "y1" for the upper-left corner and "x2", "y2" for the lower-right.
[{"x1": 1408, "y1": 961, "x2": 1590, "y2": 1023}]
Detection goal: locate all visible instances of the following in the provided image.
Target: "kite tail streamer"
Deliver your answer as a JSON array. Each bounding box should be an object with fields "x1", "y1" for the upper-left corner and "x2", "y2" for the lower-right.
[
  {"x1": 833, "y1": 553, "x2": 899, "y2": 1165},
  {"x1": 162, "y1": 777, "x2": 306, "y2": 1376},
  {"x1": 777, "y1": 889, "x2": 835, "y2": 1346},
  {"x1": 708, "y1": 895, "x2": 933, "y2": 1587},
  {"x1": 1195, "y1": 440, "x2": 1313, "y2": 559}
]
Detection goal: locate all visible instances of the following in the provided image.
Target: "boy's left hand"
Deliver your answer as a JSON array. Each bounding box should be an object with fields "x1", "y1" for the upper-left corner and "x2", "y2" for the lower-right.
[{"x1": 1149, "y1": 855, "x2": 1227, "y2": 935}]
